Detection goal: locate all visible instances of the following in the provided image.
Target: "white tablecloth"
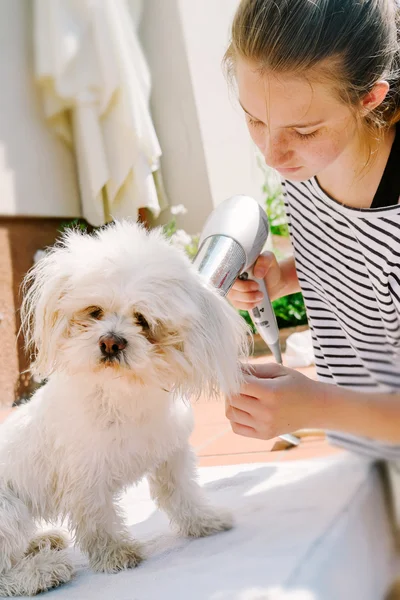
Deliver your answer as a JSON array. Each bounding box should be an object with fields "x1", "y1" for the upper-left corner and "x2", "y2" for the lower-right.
[{"x1": 7, "y1": 454, "x2": 397, "y2": 600}]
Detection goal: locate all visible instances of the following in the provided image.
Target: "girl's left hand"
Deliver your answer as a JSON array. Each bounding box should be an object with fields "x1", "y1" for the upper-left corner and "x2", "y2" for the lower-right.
[{"x1": 225, "y1": 362, "x2": 324, "y2": 439}]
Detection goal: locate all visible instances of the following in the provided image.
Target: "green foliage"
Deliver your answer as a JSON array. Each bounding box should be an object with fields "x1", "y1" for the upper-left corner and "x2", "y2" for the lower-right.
[
  {"x1": 265, "y1": 194, "x2": 290, "y2": 237},
  {"x1": 272, "y1": 292, "x2": 308, "y2": 328},
  {"x1": 57, "y1": 218, "x2": 89, "y2": 235},
  {"x1": 183, "y1": 234, "x2": 200, "y2": 259},
  {"x1": 258, "y1": 154, "x2": 290, "y2": 237},
  {"x1": 240, "y1": 292, "x2": 308, "y2": 334},
  {"x1": 162, "y1": 218, "x2": 177, "y2": 239},
  {"x1": 162, "y1": 208, "x2": 200, "y2": 259}
]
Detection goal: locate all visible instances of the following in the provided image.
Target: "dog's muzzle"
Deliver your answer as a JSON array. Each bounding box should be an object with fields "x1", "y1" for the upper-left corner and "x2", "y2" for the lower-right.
[{"x1": 99, "y1": 333, "x2": 127, "y2": 362}]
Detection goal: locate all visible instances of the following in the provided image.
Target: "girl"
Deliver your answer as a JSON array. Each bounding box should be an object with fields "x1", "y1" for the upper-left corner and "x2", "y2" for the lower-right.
[{"x1": 224, "y1": 0, "x2": 400, "y2": 457}]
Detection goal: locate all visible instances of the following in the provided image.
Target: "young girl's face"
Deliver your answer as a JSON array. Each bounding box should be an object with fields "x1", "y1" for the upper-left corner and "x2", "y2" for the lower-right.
[{"x1": 236, "y1": 58, "x2": 359, "y2": 181}]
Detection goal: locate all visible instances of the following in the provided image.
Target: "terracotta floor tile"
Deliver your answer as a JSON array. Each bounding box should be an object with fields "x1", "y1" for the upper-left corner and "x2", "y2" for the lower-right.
[
  {"x1": 198, "y1": 428, "x2": 276, "y2": 457},
  {"x1": 277, "y1": 440, "x2": 342, "y2": 462},
  {"x1": 190, "y1": 398, "x2": 225, "y2": 426},
  {"x1": 198, "y1": 451, "x2": 282, "y2": 467},
  {"x1": 190, "y1": 424, "x2": 231, "y2": 450},
  {"x1": 198, "y1": 438, "x2": 342, "y2": 467}
]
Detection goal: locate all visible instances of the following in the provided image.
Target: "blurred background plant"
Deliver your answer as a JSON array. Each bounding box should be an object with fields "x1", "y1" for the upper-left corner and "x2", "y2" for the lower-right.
[
  {"x1": 263, "y1": 165, "x2": 290, "y2": 238},
  {"x1": 58, "y1": 218, "x2": 89, "y2": 234},
  {"x1": 162, "y1": 204, "x2": 200, "y2": 259},
  {"x1": 239, "y1": 292, "x2": 307, "y2": 334}
]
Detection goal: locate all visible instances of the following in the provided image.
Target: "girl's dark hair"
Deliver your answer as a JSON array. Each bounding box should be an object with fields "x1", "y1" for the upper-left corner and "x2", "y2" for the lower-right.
[{"x1": 224, "y1": 0, "x2": 400, "y2": 131}]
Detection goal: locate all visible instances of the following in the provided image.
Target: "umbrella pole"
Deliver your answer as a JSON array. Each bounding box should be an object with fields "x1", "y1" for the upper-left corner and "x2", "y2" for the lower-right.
[{"x1": 101, "y1": 186, "x2": 112, "y2": 224}]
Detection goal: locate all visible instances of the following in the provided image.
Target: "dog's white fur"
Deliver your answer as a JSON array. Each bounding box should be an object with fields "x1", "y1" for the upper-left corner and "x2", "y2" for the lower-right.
[{"x1": 0, "y1": 221, "x2": 249, "y2": 596}]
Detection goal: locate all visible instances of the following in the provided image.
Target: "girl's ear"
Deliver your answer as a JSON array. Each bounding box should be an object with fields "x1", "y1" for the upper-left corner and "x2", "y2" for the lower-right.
[{"x1": 361, "y1": 80, "x2": 390, "y2": 114}]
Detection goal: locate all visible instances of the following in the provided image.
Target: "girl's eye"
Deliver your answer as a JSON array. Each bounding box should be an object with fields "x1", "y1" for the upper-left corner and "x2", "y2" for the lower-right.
[
  {"x1": 88, "y1": 306, "x2": 103, "y2": 320},
  {"x1": 293, "y1": 129, "x2": 319, "y2": 140},
  {"x1": 134, "y1": 312, "x2": 150, "y2": 330},
  {"x1": 247, "y1": 116, "x2": 264, "y2": 129}
]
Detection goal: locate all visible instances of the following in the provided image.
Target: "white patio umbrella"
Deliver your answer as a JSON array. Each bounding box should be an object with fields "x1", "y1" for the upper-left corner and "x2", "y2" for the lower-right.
[{"x1": 33, "y1": 0, "x2": 168, "y2": 226}]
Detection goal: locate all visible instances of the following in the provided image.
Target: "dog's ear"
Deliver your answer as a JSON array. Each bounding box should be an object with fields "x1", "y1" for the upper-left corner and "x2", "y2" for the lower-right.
[
  {"x1": 20, "y1": 244, "x2": 71, "y2": 379},
  {"x1": 180, "y1": 278, "x2": 251, "y2": 398}
]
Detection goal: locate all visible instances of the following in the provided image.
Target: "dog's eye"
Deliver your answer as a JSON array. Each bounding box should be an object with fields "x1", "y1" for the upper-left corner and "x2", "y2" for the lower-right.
[
  {"x1": 87, "y1": 306, "x2": 104, "y2": 320},
  {"x1": 134, "y1": 312, "x2": 150, "y2": 330}
]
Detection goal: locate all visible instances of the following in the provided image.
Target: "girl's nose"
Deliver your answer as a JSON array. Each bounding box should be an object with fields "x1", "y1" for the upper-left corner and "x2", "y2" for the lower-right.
[{"x1": 262, "y1": 134, "x2": 292, "y2": 169}]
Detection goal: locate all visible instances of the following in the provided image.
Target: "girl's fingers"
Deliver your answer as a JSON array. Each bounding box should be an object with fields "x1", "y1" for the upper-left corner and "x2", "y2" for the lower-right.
[
  {"x1": 229, "y1": 300, "x2": 261, "y2": 310},
  {"x1": 230, "y1": 290, "x2": 264, "y2": 304},
  {"x1": 231, "y1": 279, "x2": 260, "y2": 292},
  {"x1": 230, "y1": 421, "x2": 257, "y2": 438},
  {"x1": 225, "y1": 404, "x2": 255, "y2": 427},
  {"x1": 245, "y1": 362, "x2": 286, "y2": 380},
  {"x1": 227, "y1": 393, "x2": 259, "y2": 411},
  {"x1": 253, "y1": 252, "x2": 274, "y2": 278},
  {"x1": 240, "y1": 364, "x2": 286, "y2": 397}
]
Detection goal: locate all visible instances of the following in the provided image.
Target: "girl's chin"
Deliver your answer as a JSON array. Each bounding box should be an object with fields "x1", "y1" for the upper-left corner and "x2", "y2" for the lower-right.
[{"x1": 276, "y1": 166, "x2": 311, "y2": 182}]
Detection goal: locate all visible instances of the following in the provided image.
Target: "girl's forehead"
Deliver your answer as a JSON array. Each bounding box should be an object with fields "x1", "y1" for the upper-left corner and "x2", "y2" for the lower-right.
[{"x1": 236, "y1": 58, "x2": 347, "y2": 127}]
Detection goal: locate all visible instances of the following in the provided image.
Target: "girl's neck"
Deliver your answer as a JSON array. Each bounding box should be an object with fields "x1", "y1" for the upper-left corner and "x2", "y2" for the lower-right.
[{"x1": 316, "y1": 126, "x2": 396, "y2": 209}]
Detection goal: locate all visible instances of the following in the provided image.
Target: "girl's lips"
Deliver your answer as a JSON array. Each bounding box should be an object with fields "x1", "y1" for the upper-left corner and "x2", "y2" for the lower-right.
[{"x1": 277, "y1": 166, "x2": 301, "y2": 174}]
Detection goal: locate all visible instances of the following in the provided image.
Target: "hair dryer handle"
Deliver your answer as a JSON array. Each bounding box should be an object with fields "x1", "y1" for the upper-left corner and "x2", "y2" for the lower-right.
[
  {"x1": 240, "y1": 269, "x2": 301, "y2": 446},
  {"x1": 242, "y1": 266, "x2": 282, "y2": 364},
  {"x1": 241, "y1": 268, "x2": 301, "y2": 446}
]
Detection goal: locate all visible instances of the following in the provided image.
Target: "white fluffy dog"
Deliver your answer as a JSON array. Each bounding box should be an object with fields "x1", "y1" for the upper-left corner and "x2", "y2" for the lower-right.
[{"x1": 0, "y1": 221, "x2": 249, "y2": 596}]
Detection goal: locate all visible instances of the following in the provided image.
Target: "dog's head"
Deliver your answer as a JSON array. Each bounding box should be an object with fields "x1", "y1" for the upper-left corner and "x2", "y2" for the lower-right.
[{"x1": 21, "y1": 221, "x2": 250, "y2": 397}]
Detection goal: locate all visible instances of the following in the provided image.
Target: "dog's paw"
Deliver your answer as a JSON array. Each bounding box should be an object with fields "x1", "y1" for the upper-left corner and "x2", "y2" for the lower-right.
[
  {"x1": 28, "y1": 550, "x2": 74, "y2": 595},
  {"x1": 179, "y1": 507, "x2": 234, "y2": 538},
  {"x1": 25, "y1": 531, "x2": 69, "y2": 556},
  {"x1": 89, "y1": 540, "x2": 144, "y2": 573},
  {"x1": 0, "y1": 550, "x2": 74, "y2": 597}
]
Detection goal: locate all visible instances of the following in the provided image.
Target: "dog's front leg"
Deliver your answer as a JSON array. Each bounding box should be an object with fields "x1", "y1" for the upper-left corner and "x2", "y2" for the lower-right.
[
  {"x1": 70, "y1": 499, "x2": 143, "y2": 573},
  {"x1": 148, "y1": 445, "x2": 233, "y2": 537}
]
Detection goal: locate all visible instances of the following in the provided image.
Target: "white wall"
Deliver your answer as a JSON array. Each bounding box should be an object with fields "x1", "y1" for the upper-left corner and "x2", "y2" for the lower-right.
[
  {"x1": 139, "y1": 0, "x2": 264, "y2": 234},
  {"x1": 0, "y1": 0, "x2": 263, "y2": 228},
  {"x1": 178, "y1": 0, "x2": 264, "y2": 207},
  {"x1": 138, "y1": 0, "x2": 213, "y2": 234},
  {"x1": 0, "y1": 0, "x2": 80, "y2": 218}
]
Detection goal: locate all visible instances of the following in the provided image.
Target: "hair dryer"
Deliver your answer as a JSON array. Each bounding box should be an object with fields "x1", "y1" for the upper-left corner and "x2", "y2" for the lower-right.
[
  {"x1": 193, "y1": 195, "x2": 300, "y2": 447},
  {"x1": 193, "y1": 194, "x2": 281, "y2": 361}
]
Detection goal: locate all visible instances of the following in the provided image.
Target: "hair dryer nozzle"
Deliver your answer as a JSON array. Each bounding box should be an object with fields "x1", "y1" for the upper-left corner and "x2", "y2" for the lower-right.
[
  {"x1": 193, "y1": 235, "x2": 246, "y2": 296},
  {"x1": 196, "y1": 195, "x2": 269, "y2": 271}
]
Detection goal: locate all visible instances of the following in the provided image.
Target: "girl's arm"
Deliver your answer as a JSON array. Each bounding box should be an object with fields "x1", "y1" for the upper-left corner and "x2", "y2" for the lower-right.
[
  {"x1": 316, "y1": 383, "x2": 400, "y2": 444},
  {"x1": 226, "y1": 362, "x2": 400, "y2": 444},
  {"x1": 272, "y1": 255, "x2": 301, "y2": 301}
]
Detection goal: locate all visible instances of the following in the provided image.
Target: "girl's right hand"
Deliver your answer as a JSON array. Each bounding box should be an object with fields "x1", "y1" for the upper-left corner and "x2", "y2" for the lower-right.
[{"x1": 227, "y1": 251, "x2": 284, "y2": 310}]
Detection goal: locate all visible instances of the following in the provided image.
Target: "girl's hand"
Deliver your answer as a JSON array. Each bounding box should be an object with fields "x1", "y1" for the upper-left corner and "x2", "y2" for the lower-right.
[
  {"x1": 227, "y1": 251, "x2": 284, "y2": 310},
  {"x1": 225, "y1": 362, "x2": 324, "y2": 439}
]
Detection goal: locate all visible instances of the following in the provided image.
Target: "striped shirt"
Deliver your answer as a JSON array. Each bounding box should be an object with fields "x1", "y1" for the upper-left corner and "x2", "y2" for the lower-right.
[{"x1": 283, "y1": 177, "x2": 400, "y2": 459}]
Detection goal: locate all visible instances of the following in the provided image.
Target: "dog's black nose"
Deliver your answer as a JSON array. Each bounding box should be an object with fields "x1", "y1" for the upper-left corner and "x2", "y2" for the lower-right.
[{"x1": 99, "y1": 334, "x2": 127, "y2": 357}]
